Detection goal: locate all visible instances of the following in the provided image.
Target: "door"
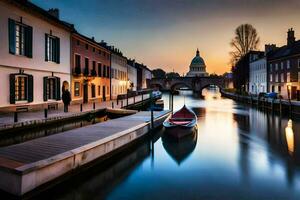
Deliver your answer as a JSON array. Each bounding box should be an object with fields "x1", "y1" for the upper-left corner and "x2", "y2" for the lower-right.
[
  {"x1": 291, "y1": 86, "x2": 297, "y2": 100},
  {"x1": 83, "y1": 83, "x2": 88, "y2": 103},
  {"x1": 102, "y1": 86, "x2": 106, "y2": 101}
]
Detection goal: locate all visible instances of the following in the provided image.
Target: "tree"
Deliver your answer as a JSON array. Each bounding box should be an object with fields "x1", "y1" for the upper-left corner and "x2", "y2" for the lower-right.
[
  {"x1": 152, "y1": 68, "x2": 166, "y2": 79},
  {"x1": 230, "y1": 24, "x2": 260, "y2": 64},
  {"x1": 166, "y1": 72, "x2": 180, "y2": 79}
]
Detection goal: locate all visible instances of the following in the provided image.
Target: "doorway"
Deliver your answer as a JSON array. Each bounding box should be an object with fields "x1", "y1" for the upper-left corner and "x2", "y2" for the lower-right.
[
  {"x1": 102, "y1": 86, "x2": 106, "y2": 101},
  {"x1": 83, "y1": 83, "x2": 88, "y2": 103}
]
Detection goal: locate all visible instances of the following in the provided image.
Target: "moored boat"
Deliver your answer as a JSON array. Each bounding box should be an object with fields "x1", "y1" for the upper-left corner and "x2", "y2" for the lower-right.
[{"x1": 163, "y1": 105, "x2": 197, "y2": 138}]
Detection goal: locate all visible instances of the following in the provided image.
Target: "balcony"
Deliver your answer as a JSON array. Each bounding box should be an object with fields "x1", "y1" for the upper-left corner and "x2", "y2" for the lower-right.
[
  {"x1": 84, "y1": 67, "x2": 89, "y2": 76},
  {"x1": 91, "y1": 69, "x2": 97, "y2": 77},
  {"x1": 74, "y1": 66, "x2": 81, "y2": 75}
]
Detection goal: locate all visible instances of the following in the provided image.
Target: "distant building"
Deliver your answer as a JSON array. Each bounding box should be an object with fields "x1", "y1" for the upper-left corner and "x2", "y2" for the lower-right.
[
  {"x1": 232, "y1": 51, "x2": 264, "y2": 92},
  {"x1": 186, "y1": 49, "x2": 209, "y2": 77},
  {"x1": 249, "y1": 56, "x2": 267, "y2": 95},
  {"x1": 71, "y1": 33, "x2": 111, "y2": 104},
  {"x1": 0, "y1": 0, "x2": 73, "y2": 112},
  {"x1": 135, "y1": 62, "x2": 152, "y2": 90},
  {"x1": 268, "y1": 28, "x2": 300, "y2": 100},
  {"x1": 127, "y1": 59, "x2": 137, "y2": 91},
  {"x1": 109, "y1": 47, "x2": 128, "y2": 99}
]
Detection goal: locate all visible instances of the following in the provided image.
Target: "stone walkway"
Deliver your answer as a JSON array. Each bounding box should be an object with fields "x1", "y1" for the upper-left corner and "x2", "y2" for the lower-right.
[{"x1": 0, "y1": 94, "x2": 150, "y2": 128}]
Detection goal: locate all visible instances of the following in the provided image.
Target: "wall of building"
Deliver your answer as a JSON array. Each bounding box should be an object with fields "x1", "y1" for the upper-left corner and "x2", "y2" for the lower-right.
[
  {"x1": 71, "y1": 34, "x2": 111, "y2": 103},
  {"x1": 111, "y1": 54, "x2": 128, "y2": 99},
  {"x1": 0, "y1": 1, "x2": 71, "y2": 110},
  {"x1": 128, "y1": 64, "x2": 137, "y2": 91},
  {"x1": 249, "y1": 58, "x2": 267, "y2": 95}
]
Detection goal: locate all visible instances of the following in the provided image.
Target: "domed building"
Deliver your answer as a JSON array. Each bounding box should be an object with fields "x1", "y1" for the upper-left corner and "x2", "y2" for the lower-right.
[{"x1": 186, "y1": 49, "x2": 209, "y2": 77}]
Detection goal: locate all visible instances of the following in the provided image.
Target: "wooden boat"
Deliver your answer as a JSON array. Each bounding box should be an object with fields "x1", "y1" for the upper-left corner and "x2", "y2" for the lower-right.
[{"x1": 163, "y1": 105, "x2": 197, "y2": 138}]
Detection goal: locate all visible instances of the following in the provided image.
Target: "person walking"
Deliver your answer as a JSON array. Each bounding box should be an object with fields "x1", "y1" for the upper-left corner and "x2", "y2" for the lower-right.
[{"x1": 62, "y1": 89, "x2": 71, "y2": 112}]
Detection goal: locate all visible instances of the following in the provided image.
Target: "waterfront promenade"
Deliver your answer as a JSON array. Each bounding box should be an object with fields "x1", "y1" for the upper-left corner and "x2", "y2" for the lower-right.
[
  {"x1": 0, "y1": 110, "x2": 170, "y2": 196},
  {"x1": 0, "y1": 94, "x2": 150, "y2": 130}
]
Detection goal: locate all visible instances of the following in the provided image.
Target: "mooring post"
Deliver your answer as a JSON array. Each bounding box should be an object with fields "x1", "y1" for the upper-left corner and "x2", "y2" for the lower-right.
[
  {"x1": 44, "y1": 109, "x2": 48, "y2": 119},
  {"x1": 14, "y1": 112, "x2": 18, "y2": 123},
  {"x1": 80, "y1": 104, "x2": 83, "y2": 112},
  {"x1": 151, "y1": 92, "x2": 154, "y2": 129}
]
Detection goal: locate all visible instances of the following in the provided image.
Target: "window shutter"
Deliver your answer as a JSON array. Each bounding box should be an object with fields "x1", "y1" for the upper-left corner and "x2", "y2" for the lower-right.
[
  {"x1": 56, "y1": 37, "x2": 60, "y2": 63},
  {"x1": 56, "y1": 77, "x2": 61, "y2": 100},
  {"x1": 43, "y1": 77, "x2": 48, "y2": 101},
  {"x1": 9, "y1": 74, "x2": 16, "y2": 104},
  {"x1": 8, "y1": 19, "x2": 16, "y2": 55},
  {"x1": 28, "y1": 75, "x2": 34, "y2": 102},
  {"x1": 25, "y1": 26, "x2": 33, "y2": 58},
  {"x1": 45, "y1": 34, "x2": 48, "y2": 61}
]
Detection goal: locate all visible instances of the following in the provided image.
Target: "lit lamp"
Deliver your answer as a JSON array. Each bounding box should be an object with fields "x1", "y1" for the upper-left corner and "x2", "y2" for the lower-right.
[{"x1": 285, "y1": 119, "x2": 294, "y2": 155}]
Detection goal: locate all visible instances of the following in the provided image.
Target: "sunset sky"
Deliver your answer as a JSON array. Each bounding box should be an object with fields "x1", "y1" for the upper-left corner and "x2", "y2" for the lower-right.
[{"x1": 32, "y1": 0, "x2": 300, "y2": 75}]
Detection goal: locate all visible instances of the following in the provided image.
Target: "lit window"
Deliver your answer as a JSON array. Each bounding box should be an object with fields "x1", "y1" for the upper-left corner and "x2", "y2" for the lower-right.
[
  {"x1": 74, "y1": 82, "x2": 80, "y2": 96},
  {"x1": 287, "y1": 72, "x2": 290, "y2": 82},
  {"x1": 287, "y1": 60, "x2": 290, "y2": 69}
]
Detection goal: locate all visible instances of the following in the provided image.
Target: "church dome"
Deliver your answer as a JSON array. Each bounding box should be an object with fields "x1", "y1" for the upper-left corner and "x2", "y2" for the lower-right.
[{"x1": 191, "y1": 49, "x2": 205, "y2": 65}]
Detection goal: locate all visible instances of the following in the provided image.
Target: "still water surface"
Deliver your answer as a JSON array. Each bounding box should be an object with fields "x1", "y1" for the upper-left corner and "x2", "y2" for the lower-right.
[{"x1": 35, "y1": 89, "x2": 300, "y2": 200}]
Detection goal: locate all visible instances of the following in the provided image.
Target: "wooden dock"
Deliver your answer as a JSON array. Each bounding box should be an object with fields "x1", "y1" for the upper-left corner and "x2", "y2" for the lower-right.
[{"x1": 0, "y1": 110, "x2": 171, "y2": 196}]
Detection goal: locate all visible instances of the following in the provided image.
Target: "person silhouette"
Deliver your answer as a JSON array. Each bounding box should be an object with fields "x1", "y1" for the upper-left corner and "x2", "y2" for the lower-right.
[{"x1": 62, "y1": 89, "x2": 71, "y2": 112}]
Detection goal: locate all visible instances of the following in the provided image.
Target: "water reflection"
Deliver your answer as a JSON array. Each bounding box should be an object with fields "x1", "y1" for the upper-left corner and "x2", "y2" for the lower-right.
[
  {"x1": 162, "y1": 130, "x2": 197, "y2": 165},
  {"x1": 10, "y1": 89, "x2": 300, "y2": 199},
  {"x1": 285, "y1": 120, "x2": 295, "y2": 155}
]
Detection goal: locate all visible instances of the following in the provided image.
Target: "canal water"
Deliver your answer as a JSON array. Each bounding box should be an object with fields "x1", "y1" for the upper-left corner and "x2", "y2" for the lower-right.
[{"x1": 32, "y1": 89, "x2": 300, "y2": 199}]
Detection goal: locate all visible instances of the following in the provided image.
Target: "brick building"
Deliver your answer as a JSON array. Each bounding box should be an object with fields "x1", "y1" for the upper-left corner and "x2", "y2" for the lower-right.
[{"x1": 71, "y1": 33, "x2": 111, "y2": 103}]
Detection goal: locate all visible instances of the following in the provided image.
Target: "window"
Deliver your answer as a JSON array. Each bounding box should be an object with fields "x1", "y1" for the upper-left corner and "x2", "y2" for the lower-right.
[
  {"x1": 91, "y1": 84, "x2": 96, "y2": 98},
  {"x1": 77, "y1": 40, "x2": 80, "y2": 45},
  {"x1": 298, "y1": 72, "x2": 300, "y2": 81},
  {"x1": 275, "y1": 63, "x2": 278, "y2": 71},
  {"x1": 287, "y1": 72, "x2": 290, "y2": 82},
  {"x1": 106, "y1": 66, "x2": 110, "y2": 78},
  {"x1": 281, "y1": 62, "x2": 284, "y2": 70},
  {"x1": 75, "y1": 54, "x2": 81, "y2": 68},
  {"x1": 85, "y1": 44, "x2": 88, "y2": 50},
  {"x1": 45, "y1": 34, "x2": 60, "y2": 63},
  {"x1": 8, "y1": 19, "x2": 32, "y2": 57},
  {"x1": 98, "y1": 85, "x2": 101, "y2": 96},
  {"x1": 270, "y1": 64, "x2": 273, "y2": 72},
  {"x1": 15, "y1": 76, "x2": 28, "y2": 101},
  {"x1": 103, "y1": 65, "x2": 106, "y2": 77},
  {"x1": 275, "y1": 74, "x2": 278, "y2": 82},
  {"x1": 280, "y1": 73, "x2": 284, "y2": 82},
  {"x1": 74, "y1": 82, "x2": 80, "y2": 96},
  {"x1": 85, "y1": 58, "x2": 89, "y2": 70},
  {"x1": 287, "y1": 60, "x2": 290, "y2": 69},
  {"x1": 278, "y1": 86, "x2": 281, "y2": 93},
  {"x1": 93, "y1": 47, "x2": 95, "y2": 52},
  {"x1": 43, "y1": 76, "x2": 60, "y2": 101},
  {"x1": 98, "y1": 63, "x2": 102, "y2": 77},
  {"x1": 99, "y1": 50, "x2": 101, "y2": 55},
  {"x1": 10, "y1": 73, "x2": 33, "y2": 104}
]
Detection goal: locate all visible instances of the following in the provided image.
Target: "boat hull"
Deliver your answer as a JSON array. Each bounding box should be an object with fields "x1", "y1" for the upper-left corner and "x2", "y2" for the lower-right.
[{"x1": 164, "y1": 124, "x2": 198, "y2": 139}]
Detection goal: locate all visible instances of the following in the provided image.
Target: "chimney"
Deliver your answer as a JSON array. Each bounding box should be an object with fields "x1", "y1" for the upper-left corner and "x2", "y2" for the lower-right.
[
  {"x1": 287, "y1": 28, "x2": 295, "y2": 46},
  {"x1": 265, "y1": 44, "x2": 277, "y2": 56},
  {"x1": 48, "y1": 8, "x2": 59, "y2": 19}
]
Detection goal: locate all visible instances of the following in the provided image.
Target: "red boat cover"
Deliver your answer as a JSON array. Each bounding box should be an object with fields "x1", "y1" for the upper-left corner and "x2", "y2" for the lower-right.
[{"x1": 171, "y1": 105, "x2": 195, "y2": 119}]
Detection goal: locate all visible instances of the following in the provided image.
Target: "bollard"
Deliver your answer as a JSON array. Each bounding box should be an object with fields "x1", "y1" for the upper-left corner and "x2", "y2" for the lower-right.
[
  {"x1": 44, "y1": 109, "x2": 48, "y2": 119},
  {"x1": 14, "y1": 112, "x2": 18, "y2": 123},
  {"x1": 80, "y1": 104, "x2": 83, "y2": 112},
  {"x1": 112, "y1": 102, "x2": 114, "y2": 109},
  {"x1": 93, "y1": 102, "x2": 95, "y2": 110}
]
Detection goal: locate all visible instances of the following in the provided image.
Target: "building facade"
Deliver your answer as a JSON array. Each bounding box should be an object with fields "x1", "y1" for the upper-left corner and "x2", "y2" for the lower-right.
[
  {"x1": 134, "y1": 62, "x2": 152, "y2": 90},
  {"x1": 71, "y1": 33, "x2": 111, "y2": 103},
  {"x1": 0, "y1": 0, "x2": 73, "y2": 112},
  {"x1": 127, "y1": 59, "x2": 137, "y2": 91},
  {"x1": 186, "y1": 49, "x2": 209, "y2": 77},
  {"x1": 110, "y1": 48, "x2": 128, "y2": 99},
  {"x1": 249, "y1": 57, "x2": 267, "y2": 95},
  {"x1": 268, "y1": 29, "x2": 300, "y2": 100}
]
